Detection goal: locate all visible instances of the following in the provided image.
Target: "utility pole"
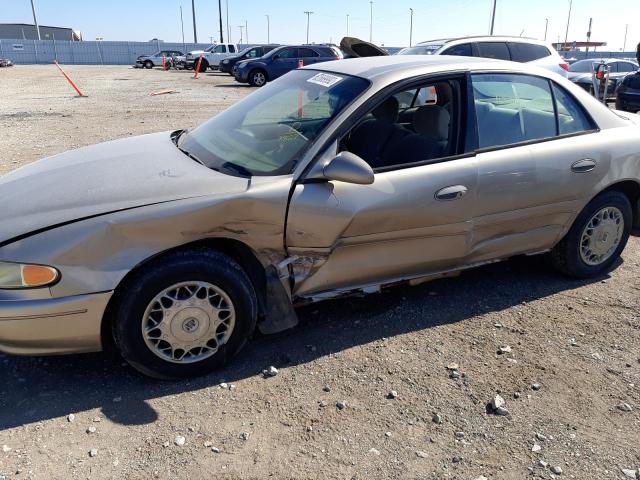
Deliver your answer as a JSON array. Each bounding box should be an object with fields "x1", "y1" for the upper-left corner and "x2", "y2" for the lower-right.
[
  {"x1": 304, "y1": 11, "x2": 314, "y2": 44},
  {"x1": 409, "y1": 8, "x2": 414, "y2": 47},
  {"x1": 30, "y1": 0, "x2": 41, "y2": 40},
  {"x1": 245, "y1": 20, "x2": 248, "y2": 44},
  {"x1": 622, "y1": 23, "x2": 628, "y2": 51},
  {"x1": 266, "y1": 15, "x2": 270, "y2": 44},
  {"x1": 544, "y1": 18, "x2": 548, "y2": 41},
  {"x1": 226, "y1": 0, "x2": 230, "y2": 45},
  {"x1": 191, "y1": 0, "x2": 198, "y2": 43},
  {"x1": 218, "y1": 0, "x2": 224, "y2": 43},
  {"x1": 586, "y1": 17, "x2": 592, "y2": 55},
  {"x1": 346, "y1": 14, "x2": 349, "y2": 37},
  {"x1": 489, "y1": 0, "x2": 497, "y2": 35},
  {"x1": 238, "y1": 25, "x2": 244, "y2": 44},
  {"x1": 180, "y1": 6, "x2": 185, "y2": 50},
  {"x1": 563, "y1": 0, "x2": 573, "y2": 52},
  {"x1": 369, "y1": 1, "x2": 373, "y2": 42}
]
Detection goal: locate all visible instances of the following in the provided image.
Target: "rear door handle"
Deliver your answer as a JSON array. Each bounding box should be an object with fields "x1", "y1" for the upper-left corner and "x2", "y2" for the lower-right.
[
  {"x1": 435, "y1": 185, "x2": 468, "y2": 201},
  {"x1": 571, "y1": 159, "x2": 596, "y2": 173}
]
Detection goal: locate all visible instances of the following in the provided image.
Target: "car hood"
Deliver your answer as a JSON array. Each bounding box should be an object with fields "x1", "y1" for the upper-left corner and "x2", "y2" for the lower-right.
[
  {"x1": 0, "y1": 132, "x2": 249, "y2": 244},
  {"x1": 188, "y1": 50, "x2": 206, "y2": 56}
]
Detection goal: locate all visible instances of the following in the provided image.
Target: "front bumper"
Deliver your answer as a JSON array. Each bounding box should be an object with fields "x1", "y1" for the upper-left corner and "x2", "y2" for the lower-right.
[
  {"x1": 234, "y1": 68, "x2": 250, "y2": 83},
  {"x1": 0, "y1": 291, "x2": 112, "y2": 355},
  {"x1": 219, "y1": 62, "x2": 233, "y2": 73}
]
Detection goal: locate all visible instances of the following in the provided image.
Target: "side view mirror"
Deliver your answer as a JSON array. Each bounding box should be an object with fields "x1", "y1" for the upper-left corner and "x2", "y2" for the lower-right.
[{"x1": 322, "y1": 152, "x2": 374, "y2": 185}]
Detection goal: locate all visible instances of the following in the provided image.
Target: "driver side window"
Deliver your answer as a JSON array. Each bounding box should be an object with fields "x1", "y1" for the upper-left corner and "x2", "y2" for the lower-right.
[{"x1": 340, "y1": 79, "x2": 460, "y2": 171}]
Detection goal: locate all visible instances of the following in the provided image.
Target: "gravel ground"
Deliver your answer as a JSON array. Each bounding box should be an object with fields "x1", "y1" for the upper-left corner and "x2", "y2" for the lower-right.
[{"x1": 0, "y1": 66, "x2": 639, "y2": 480}]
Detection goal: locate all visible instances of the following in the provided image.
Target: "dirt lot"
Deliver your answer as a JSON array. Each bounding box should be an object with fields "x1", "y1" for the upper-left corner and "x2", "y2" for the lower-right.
[{"x1": 0, "y1": 65, "x2": 639, "y2": 480}]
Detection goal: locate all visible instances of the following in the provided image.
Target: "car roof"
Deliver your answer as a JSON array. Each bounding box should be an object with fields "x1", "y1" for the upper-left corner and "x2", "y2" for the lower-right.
[
  {"x1": 573, "y1": 58, "x2": 636, "y2": 64},
  {"x1": 305, "y1": 55, "x2": 538, "y2": 81},
  {"x1": 418, "y1": 36, "x2": 550, "y2": 46}
]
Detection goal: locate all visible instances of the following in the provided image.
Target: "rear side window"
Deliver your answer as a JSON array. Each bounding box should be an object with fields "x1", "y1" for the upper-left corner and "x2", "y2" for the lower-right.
[
  {"x1": 472, "y1": 74, "x2": 556, "y2": 148},
  {"x1": 316, "y1": 47, "x2": 338, "y2": 57},
  {"x1": 229, "y1": 45, "x2": 236, "y2": 53},
  {"x1": 617, "y1": 62, "x2": 637, "y2": 73},
  {"x1": 551, "y1": 84, "x2": 596, "y2": 135},
  {"x1": 299, "y1": 48, "x2": 320, "y2": 58},
  {"x1": 442, "y1": 43, "x2": 473, "y2": 57},
  {"x1": 508, "y1": 42, "x2": 550, "y2": 62},
  {"x1": 476, "y1": 42, "x2": 510, "y2": 61}
]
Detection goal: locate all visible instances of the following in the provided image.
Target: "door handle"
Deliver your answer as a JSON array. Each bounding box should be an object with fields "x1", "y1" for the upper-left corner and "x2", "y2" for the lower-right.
[
  {"x1": 571, "y1": 159, "x2": 596, "y2": 173},
  {"x1": 435, "y1": 185, "x2": 468, "y2": 201}
]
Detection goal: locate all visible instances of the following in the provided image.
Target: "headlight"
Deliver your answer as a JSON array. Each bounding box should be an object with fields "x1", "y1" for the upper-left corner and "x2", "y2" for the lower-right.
[
  {"x1": 0, "y1": 262, "x2": 59, "y2": 289},
  {"x1": 222, "y1": 59, "x2": 229, "y2": 64}
]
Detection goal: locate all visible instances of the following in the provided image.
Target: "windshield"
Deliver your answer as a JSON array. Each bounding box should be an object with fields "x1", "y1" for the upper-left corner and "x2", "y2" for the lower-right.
[
  {"x1": 179, "y1": 69, "x2": 369, "y2": 176},
  {"x1": 569, "y1": 60, "x2": 598, "y2": 72},
  {"x1": 397, "y1": 44, "x2": 443, "y2": 55}
]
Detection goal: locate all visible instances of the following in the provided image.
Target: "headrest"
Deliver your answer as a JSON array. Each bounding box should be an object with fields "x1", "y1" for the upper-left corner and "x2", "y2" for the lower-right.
[
  {"x1": 413, "y1": 105, "x2": 450, "y2": 141},
  {"x1": 372, "y1": 96, "x2": 399, "y2": 123}
]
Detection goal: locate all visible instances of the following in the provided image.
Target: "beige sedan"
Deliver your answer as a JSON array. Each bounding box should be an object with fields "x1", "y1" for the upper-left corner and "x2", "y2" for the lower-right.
[{"x1": 1, "y1": 56, "x2": 639, "y2": 378}]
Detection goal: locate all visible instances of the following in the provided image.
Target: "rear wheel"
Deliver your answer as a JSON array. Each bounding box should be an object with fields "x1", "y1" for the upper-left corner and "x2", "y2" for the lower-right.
[
  {"x1": 249, "y1": 69, "x2": 267, "y2": 87},
  {"x1": 112, "y1": 249, "x2": 257, "y2": 379},
  {"x1": 552, "y1": 191, "x2": 632, "y2": 278},
  {"x1": 144, "y1": 60, "x2": 154, "y2": 69}
]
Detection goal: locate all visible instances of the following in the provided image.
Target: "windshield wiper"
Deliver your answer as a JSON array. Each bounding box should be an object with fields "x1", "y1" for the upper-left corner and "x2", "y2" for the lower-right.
[
  {"x1": 220, "y1": 162, "x2": 252, "y2": 177},
  {"x1": 177, "y1": 146, "x2": 205, "y2": 166}
]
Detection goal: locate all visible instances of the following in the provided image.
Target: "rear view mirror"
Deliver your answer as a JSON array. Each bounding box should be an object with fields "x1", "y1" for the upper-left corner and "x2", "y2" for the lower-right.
[{"x1": 323, "y1": 152, "x2": 374, "y2": 185}]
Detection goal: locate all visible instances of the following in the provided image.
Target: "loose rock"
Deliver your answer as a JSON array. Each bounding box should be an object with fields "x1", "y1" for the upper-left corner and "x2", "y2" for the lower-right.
[
  {"x1": 174, "y1": 436, "x2": 186, "y2": 446},
  {"x1": 86, "y1": 427, "x2": 97, "y2": 434},
  {"x1": 211, "y1": 447, "x2": 220, "y2": 453},
  {"x1": 550, "y1": 465, "x2": 562, "y2": 475},
  {"x1": 239, "y1": 432, "x2": 250, "y2": 441},
  {"x1": 263, "y1": 366, "x2": 279, "y2": 378},
  {"x1": 531, "y1": 383, "x2": 541, "y2": 391},
  {"x1": 336, "y1": 401, "x2": 346, "y2": 410},
  {"x1": 617, "y1": 403, "x2": 633, "y2": 412},
  {"x1": 368, "y1": 447, "x2": 381, "y2": 455},
  {"x1": 432, "y1": 413, "x2": 442, "y2": 424},
  {"x1": 1, "y1": 445, "x2": 11, "y2": 453},
  {"x1": 497, "y1": 345, "x2": 512, "y2": 355},
  {"x1": 387, "y1": 390, "x2": 398, "y2": 399},
  {"x1": 415, "y1": 451, "x2": 428, "y2": 458},
  {"x1": 620, "y1": 468, "x2": 637, "y2": 479},
  {"x1": 490, "y1": 394, "x2": 510, "y2": 416},
  {"x1": 531, "y1": 443, "x2": 541, "y2": 453},
  {"x1": 89, "y1": 448, "x2": 98, "y2": 457},
  {"x1": 67, "y1": 414, "x2": 75, "y2": 423}
]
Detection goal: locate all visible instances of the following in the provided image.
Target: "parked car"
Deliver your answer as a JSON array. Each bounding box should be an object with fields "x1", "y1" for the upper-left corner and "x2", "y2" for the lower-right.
[
  {"x1": 0, "y1": 58, "x2": 13, "y2": 67},
  {"x1": 397, "y1": 36, "x2": 568, "y2": 76},
  {"x1": 615, "y1": 71, "x2": 640, "y2": 113},
  {"x1": 178, "y1": 43, "x2": 238, "y2": 72},
  {"x1": 233, "y1": 45, "x2": 342, "y2": 86},
  {"x1": 219, "y1": 45, "x2": 280, "y2": 74},
  {"x1": 136, "y1": 50, "x2": 184, "y2": 69},
  {"x1": 2, "y1": 56, "x2": 640, "y2": 379},
  {"x1": 568, "y1": 58, "x2": 639, "y2": 99}
]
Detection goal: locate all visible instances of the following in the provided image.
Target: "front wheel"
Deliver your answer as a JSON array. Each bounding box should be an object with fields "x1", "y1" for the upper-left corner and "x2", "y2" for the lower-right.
[
  {"x1": 112, "y1": 249, "x2": 257, "y2": 379},
  {"x1": 144, "y1": 60, "x2": 154, "y2": 69},
  {"x1": 249, "y1": 69, "x2": 267, "y2": 87},
  {"x1": 552, "y1": 191, "x2": 632, "y2": 278}
]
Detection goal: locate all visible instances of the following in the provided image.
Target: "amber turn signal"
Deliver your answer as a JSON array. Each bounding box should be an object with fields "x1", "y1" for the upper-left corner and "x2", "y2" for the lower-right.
[{"x1": 21, "y1": 265, "x2": 59, "y2": 287}]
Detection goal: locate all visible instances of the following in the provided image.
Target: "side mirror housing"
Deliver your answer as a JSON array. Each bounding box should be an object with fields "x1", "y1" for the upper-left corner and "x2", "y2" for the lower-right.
[{"x1": 321, "y1": 152, "x2": 374, "y2": 185}]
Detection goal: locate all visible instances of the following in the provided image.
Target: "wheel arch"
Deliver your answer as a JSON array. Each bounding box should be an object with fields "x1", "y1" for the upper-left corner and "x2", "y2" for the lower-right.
[
  {"x1": 600, "y1": 179, "x2": 640, "y2": 229},
  {"x1": 250, "y1": 67, "x2": 269, "y2": 81},
  {"x1": 101, "y1": 237, "x2": 296, "y2": 352}
]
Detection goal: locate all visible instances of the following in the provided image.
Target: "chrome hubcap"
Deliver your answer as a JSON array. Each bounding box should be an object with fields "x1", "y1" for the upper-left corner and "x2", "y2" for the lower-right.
[
  {"x1": 141, "y1": 281, "x2": 235, "y2": 364},
  {"x1": 579, "y1": 206, "x2": 624, "y2": 266},
  {"x1": 254, "y1": 73, "x2": 265, "y2": 85}
]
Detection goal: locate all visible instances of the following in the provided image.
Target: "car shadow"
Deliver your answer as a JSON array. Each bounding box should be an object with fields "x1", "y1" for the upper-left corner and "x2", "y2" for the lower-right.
[{"x1": 0, "y1": 255, "x2": 611, "y2": 430}]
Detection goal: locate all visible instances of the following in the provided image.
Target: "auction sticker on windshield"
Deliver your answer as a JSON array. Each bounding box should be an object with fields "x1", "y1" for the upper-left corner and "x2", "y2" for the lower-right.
[{"x1": 307, "y1": 73, "x2": 344, "y2": 88}]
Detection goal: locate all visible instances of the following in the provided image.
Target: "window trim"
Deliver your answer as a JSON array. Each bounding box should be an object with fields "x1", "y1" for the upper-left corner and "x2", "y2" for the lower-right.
[{"x1": 468, "y1": 71, "x2": 600, "y2": 155}]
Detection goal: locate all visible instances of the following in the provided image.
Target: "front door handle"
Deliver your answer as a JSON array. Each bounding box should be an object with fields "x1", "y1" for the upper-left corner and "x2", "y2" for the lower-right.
[
  {"x1": 571, "y1": 159, "x2": 596, "y2": 173},
  {"x1": 435, "y1": 185, "x2": 468, "y2": 201}
]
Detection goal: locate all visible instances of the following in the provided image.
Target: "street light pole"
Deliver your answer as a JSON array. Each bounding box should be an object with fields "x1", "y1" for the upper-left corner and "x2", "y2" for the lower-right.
[
  {"x1": 180, "y1": 6, "x2": 185, "y2": 50},
  {"x1": 369, "y1": 1, "x2": 373, "y2": 42},
  {"x1": 245, "y1": 20, "x2": 248, "y2": 44},
  {"x1": 346, "y1": 14, "x2": 349, "y2": 37},
  {"x1": 304, "y1": 11, "x2": 314, "y2": 44},
  {"x1": 544, "y1": 18, "x2": 548, "y2": 41},
  {"x1": 30, "y1": 0, "x2": 41, "y2": 40},
  {"x1": 266, "y1": 15, "x2": 270, "y2": 44},
  {"x1": 622, "y1": 23, "x2": 628, "y2": 51},
  {"x1": 563, "y1": 0, "x2": 573, "y2": 52},
  {"x1": 409, "y1": 8, "x2": 414, "y2": 47},
  {"x1": 225, "y1": 0, "x2": 230, "y2": 45},
  {"x1": 191, "y1": 0, "x2": 198, "y2": 43},
  {"x1": 489, "y1": 0, "x2": 497, "y2": 35},
  {"x1": 218, "y1": 0, "x2": 224, "y2": 43},
  {"x1": 238, "y1": 25, "x2": 244, "y2": 44}
]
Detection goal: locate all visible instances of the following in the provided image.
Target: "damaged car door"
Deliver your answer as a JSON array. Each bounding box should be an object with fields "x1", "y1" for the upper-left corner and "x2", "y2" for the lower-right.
[{"x1": 286, "y1": 76, "x2": 479, "y2": 299}]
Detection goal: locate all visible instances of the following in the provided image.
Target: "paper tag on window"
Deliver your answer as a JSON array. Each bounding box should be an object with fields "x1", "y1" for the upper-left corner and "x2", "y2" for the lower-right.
[{"x1": 307, "y1": 73, "x2": 343, "y2": 88}]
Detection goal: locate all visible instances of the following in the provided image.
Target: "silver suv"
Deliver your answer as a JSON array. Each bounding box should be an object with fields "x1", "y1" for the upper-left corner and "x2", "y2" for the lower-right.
[{"x1": 398, "y1": 36, "x2": 568, "y2": 77}]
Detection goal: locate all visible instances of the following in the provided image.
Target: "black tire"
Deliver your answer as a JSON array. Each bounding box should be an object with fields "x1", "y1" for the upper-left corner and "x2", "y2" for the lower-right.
[
  {"x1": 144, "y1": 60, "x2": 154, "y2": 69},
  {"x1": 551, "y1": 191, "x2": 632, "y2": 278},
  {"x1": 249, "y1": 69, "x2": 267, "y2": 87},
  {"x1": 112, "y1": 249, "x2": 257, "y2": 379}
]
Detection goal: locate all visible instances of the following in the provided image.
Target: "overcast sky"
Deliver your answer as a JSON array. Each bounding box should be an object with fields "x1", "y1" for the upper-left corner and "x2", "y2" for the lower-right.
[{"x1": 2, "y1": 0, "x2": 638, "y2": 51}]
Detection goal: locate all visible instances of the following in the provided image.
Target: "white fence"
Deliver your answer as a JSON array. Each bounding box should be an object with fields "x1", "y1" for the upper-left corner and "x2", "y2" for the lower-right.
[{"x1": 0, "y1": 39, "x2": 239, "y2": 65}]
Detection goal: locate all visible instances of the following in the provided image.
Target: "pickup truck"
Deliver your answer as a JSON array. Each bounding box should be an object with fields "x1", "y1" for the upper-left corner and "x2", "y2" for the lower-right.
[{"x1": 179, "y1": 43, "x2": 239, "y2": 72}]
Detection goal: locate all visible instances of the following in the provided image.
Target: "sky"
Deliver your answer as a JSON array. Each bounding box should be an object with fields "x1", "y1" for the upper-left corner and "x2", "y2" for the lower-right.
[{"x1": 2, "y1": 0, "x2": 638, "y2": 51}]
